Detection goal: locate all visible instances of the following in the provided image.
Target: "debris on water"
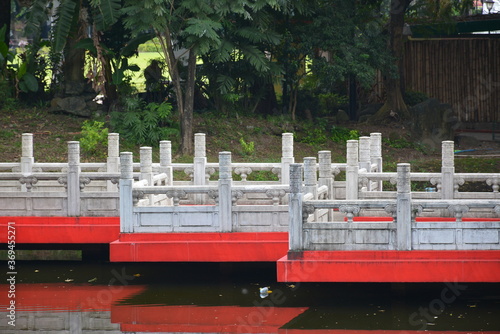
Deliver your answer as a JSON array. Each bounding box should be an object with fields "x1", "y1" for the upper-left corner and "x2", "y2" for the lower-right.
[
  {"x1": 34, "y1": 270, "x2": 39, "y2": 273},
  {"x1": 133, "y1": 273, "x2": 141, "y2": 277},
  {"x1": 287, "y1": 284, "x2": 296, "y2": 289},
  {"x1": 64, "y1": 278, "x2": 74, "y2": 282},
  {"x1": 260, "y1": 287, "x2": 272, "y2": 298},
  {"x1": 87, "y1": 277, "x2": 97, "y2": 283}
]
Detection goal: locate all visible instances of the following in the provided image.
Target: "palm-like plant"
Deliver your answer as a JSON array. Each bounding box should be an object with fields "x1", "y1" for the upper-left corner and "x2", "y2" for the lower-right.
[{"x1": 25, "y1": 0, "x2": 122, "y2": 97}]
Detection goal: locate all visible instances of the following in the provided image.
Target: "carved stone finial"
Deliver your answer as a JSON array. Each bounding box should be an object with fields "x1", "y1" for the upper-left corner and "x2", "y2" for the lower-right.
[
  {"x1": 266, "y1": 189, "x2": 286, "y2": 205},
  {"x1": 384, "y1": 204, "x2": 397, "y2": 221},
  {"x1": 486, "y1": 178, "x2": 500, "y2": 193},
  {"x1": 339, "y1": 205, "x2": 360, "y2": 223},
  {"x1": 231, "y1": 190, "x2": 244, "y2": 205},
  {"x1": 447, "y1": 204, "x2": 469, "y2": 222},
  {"x1": 58, "y1": 176, "x2": 68, "y2": 189},
  {"x1": 184, "y1": 167, "x2": 194, "y2": 182},
  {"x1": 208, "y1": 190, "x2": 219, "y2": 204},
  {"x1": 79, "y1": 177, "x2": 91, "y2": 191},
  {"x1": 453, "y1": 177, "x2": 465, "y2": 192},
  {"x1": 166, "y1": 190, "x2": 187, "y2": 206},
  {"x1": 302, "y1": 204, "x2": 316, "y2": 222},
  {"x1": 205, "y1": 167, "x2": 216, "y2": 183},
  {"x1": 235, "y1": 167, "x2": 253, "y2": 182},
  {"x1": 19, "y1": 175, "x2": 38, "y2": 192}
]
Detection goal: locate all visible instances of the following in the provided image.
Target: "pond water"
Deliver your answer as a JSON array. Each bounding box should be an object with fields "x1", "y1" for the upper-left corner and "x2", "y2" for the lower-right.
[{"x1": 1, "y1": 261, "x2": 499, "y2": 333}]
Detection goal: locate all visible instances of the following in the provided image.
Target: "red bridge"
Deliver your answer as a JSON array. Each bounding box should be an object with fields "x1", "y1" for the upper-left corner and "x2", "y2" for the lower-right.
[{"x1": 1, "y1": 133, "x2": 500, "y2": 282}]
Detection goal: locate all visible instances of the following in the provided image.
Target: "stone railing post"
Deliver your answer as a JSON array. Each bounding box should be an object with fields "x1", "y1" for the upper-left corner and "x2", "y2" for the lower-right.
[
  {"x1": 370, "y1": 132, "x2": 383, "y2": 191},
  {"x1": 289, "y1": 164, "x2": 303, "y2": 251},
  {"x1": 194, "y1": 133, "x2": 207, "y2": 185},
  {"x1": 303, "y1": 157, "x2": 317, "y2": 199},
  {"x1": 396, "y1": 163, "x2": 412, "y2": 250},
  {"x1": 358, "y1": 136, "x2": 371, "y2": 170},
  {"x1": 160, "y1": 140, "x2": 173, "y2": 205},
  {"x1": 346, "y1": 140, "x2": 359, "y2": 200},
  {"x1": 159, "y1": 140, "x2": 173, "y2": 185},
  {"x1": 281, "y1": 133, "x2": 294, "y2": 184},
  {"x1": 218, "y1": 152, "x2": 232, "y2": 232},
  {"x1": 140, "y1": 147, "x2": 153, "y2": 186},
  {"x1": 67, "y1": 141, "x2": 81, "y2": 216},
  {"x1": 21, "y1": 133, "x2": 34, "y2": 173},
  {"x1": 319, "y1": 151, "x2": 333, "y2": 220},
  {"x1": 106, "y1": 133, "x2": 119, "y2": 191},
  {"x1": 140, "y1": 147, "x2": 153, "y2": 205},
  {"x1": 21, "y1": 133, "x2": 34, "y2": 191},
  {"x1": 120, "y1": 152, "x2": 134, "y2": 233},
  {"x1": 194, "y1": 133, "x2": 207, "y2": 204},
  {"x1": 441, "y1": 140, "x2": 455, "y2": 199},
  {"x1": 359, "y1": 136, "x2": 371, "y2": 192},
  {"x1": 318, "y1": 151, "x2": 333, "y2": 198}
]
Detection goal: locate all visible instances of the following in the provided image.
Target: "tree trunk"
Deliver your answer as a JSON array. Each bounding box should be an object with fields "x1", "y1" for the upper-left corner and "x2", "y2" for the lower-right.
[
  {"x1": 372, "y1": 0, "x2": 410, "y2": 123},
  {"x1": 180, "y1": 49, "x2": 196, "y2": 156}
]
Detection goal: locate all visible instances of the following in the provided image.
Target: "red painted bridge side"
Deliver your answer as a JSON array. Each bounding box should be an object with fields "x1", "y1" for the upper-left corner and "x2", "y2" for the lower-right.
[
  {"x1": 110, "y1": 232, "x2": 289, "y2": 262},
  {"x1": 0, "y1": 217, "x2": 120, "y2": 244},
  {"x1": 277, "y1": 250, "x2": 500, "y2": 283}
]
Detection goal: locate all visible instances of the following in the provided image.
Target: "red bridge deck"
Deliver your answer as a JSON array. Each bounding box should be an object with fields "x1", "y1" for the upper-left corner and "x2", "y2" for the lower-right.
[{"x1": 1, "y1": 216, "x2": 500, "y2": 282}]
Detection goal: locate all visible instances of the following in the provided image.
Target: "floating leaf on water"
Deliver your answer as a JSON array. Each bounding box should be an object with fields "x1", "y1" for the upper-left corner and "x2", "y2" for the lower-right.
[
  {"x1": 88, "y1": 277, "x2": 97, "y2": 283},
  {"x1": 133, "y1": 273, "x2": 141, "y2": 277}
]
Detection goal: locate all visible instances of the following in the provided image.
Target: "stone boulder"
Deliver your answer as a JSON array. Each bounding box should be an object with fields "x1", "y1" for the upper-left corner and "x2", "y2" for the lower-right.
[
  {"x1": 50, "y1": 81, "x2": 103, "y2": 117},
  {"x1": 408, "y1": 98, "x2": 458, "y2": 150}
]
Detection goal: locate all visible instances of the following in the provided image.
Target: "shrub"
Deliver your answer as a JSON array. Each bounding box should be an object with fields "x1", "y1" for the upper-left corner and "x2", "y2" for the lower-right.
[
  {"x1": 297, "y1": 126, "x2": 328, "y2": 147},
  {"x1": 111, "y1": 98, "x2": 179, "y2": 146},
  {"x1": 239, "y1": 138, "x2": 255, "y2": 156},
  {"x1": 331, "y1": 126, "x2": 360, "y2": 143},
  {"x1": 80, "y1": 120, "x2": 108, "y2": 155}
]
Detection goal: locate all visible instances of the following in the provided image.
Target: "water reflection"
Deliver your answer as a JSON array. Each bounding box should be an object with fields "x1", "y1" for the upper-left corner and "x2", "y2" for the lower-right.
[{"x1": 0, "y1": 261, "x2": 499, "y2": 333}]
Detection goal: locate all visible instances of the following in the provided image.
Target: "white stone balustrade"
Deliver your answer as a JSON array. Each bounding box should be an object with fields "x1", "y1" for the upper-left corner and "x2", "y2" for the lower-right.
[
  {"x1": 0, "y1": 131, "x2": 499, "y2": 227},
  {"x1": 289, "y1": 163, "x2": 500, "y2": 251}
]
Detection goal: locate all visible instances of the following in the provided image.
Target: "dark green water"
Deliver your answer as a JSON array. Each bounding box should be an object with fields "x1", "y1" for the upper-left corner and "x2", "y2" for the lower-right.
[{"x1": 1, "y1": 261, "x2": 499, "y2": 333}]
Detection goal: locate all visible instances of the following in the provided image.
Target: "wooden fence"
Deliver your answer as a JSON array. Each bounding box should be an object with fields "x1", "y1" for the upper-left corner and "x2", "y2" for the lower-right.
[{"x1": 404, "y1": 37, "x2": 500, "y2": 124}]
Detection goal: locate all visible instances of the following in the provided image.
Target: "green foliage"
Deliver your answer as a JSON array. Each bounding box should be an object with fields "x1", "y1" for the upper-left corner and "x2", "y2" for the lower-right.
[
  {"x1": 0, "y1": 25, "x2": 15, "y2": 105},
  {"x1": 111, "y1": 98, "x2": 179, "y2": 146},
  {"x1": 239, "y1": 137, "x2": 255, "y2": 156},
  {"x1": 79, "y1": 120, "x2": 109, "y2": 155},
  {"x1": 383, "y1": 137, "x2": 426, "y2": 153},
  {"x1": 51, "y1": 0, "x2": 78, "y2": 53},
  {"x1": 0, "y1": 129, "x2": 15, "y2": 139},
  {"x1": 0, "y1": 84, "x2": 16, "y2": 110},
  {"x1": 247, "y1": 170, "x2": 279, "y2": 182},
  {"x1": 318, "y1": 93, "x2": 348, "y2": 115},
  {"x1": 298, "y1": 126, "x2": 328, "y2": 147},
  {"x1": 404, "y1": 90, "x2": 428, "y2": 107},
  {"x1": 331, "y1": 126, "x2": 360, "y2": 143}
]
